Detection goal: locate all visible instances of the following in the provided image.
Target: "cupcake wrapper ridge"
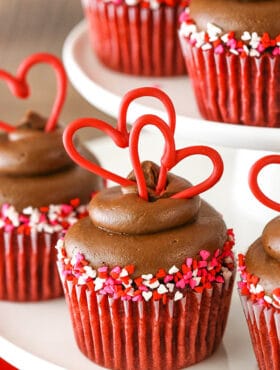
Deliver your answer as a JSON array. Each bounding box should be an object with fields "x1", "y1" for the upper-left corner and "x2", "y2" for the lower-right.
[
  {"x1": 59, "y1": 266, "x2": 234, "y2": 370},
  {"x1": 180, "y1": 37, "x2": 280, "y2": 127},
  {"x1": 239, "y1": 291, "x2": 280, "y2": 370},
  {"x1": 84, "y1": 0, "x2": 186, "y2": 76},
  {"x1": 0, "y1": 229, "x2": 63, "y2": 301}
]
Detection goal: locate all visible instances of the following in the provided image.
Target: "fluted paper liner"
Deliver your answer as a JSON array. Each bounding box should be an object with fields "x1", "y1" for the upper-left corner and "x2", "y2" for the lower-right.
[
  {"x1": 239, "y1": 290, "x2": 280, "y2": 370},
  {"x1": 83, "y1": 0, "x2": 186, "y2": 76},
  {"x1": 179, "y1": 37, "x2": 280, "y2": 127},
  {"x1": 59, "y1": 266, "x2": 234, "y2": 370},
  {"x1": 0, "y1": 229, "x2": 63, "y2": 301}
]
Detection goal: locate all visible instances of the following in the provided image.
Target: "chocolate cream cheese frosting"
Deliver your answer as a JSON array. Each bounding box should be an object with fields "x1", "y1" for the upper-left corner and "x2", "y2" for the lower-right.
[
  {"x1": 65, "y1": 161, "x2": 227, "y2": 277},
  {"x1": 189, "y1": 0, "x2": 280, "y2": 38},
  {"x1": 245, "y1": 216, "x2": 280, "y2": 294},
  {"x1": 0, "y1": 111, "x2": 103, "y2": 211}
]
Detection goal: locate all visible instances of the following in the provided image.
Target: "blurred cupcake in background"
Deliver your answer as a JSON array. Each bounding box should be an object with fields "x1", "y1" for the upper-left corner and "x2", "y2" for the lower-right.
[
  {"x1": 0, "y1": 53, "x2": 103, "y2": 301},
  {"x1": 179, "y1": 0, "x2": 280, "y2": 127},
  {"x1": 82, "y1": 0, "x2": 189, "y2": 76},
  {"x1": 238, "y1": 153, "x2": 280, "y2": 370}
]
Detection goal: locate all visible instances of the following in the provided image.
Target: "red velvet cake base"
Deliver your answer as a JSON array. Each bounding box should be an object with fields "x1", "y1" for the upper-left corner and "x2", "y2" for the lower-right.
[
  {"x1": 239, "y1": 293, "x2": 280, "y2": 370},
  {"x1": 83, "y1": 1, "x2": 186, "y2": 76},
  {"x1": 61, "y1": 274, "x2": 234, "y2": 370},
  {"x1": 0, "y1": 230, "x2": 63, "y2": 301},
  {"x1": 180, "y1": 39, "x2": 280, "y2": 127}
]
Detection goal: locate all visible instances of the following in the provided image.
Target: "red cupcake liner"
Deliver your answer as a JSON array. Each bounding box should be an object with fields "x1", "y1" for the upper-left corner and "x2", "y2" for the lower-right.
[
  {"x1": 83, "y1": 0, "x2": 186, "y2": 76},
  {"x1": 0, "y1": 229, "x2": 63, "y2": 301},
  {"x1": 180, "y1": 38, "x2": 280, "y2": 127},
  {"x1": 60, "y1": 269, "x2": 234, "y2": 370},
  {"x1": 239, "y1": 292, "x2": 280, "y2": 370}
]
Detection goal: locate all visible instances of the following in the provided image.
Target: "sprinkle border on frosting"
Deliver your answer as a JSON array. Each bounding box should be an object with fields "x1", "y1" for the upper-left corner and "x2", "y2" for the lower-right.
[
  {"x1": 238, "y1": 254, "x2": 280, "y2": 311},
  {"x1": 82, "y1": 0, "x2": 189, "y2": 10},
  {"x1": 57, "y1": 229, "x2": 234, "y2": 303},
  {"x1": 179, "y1": 8, "x2": 280, "y2": 57},
  {"x1": 0, "y1": 198, "x2": 88, "y2": 235}
]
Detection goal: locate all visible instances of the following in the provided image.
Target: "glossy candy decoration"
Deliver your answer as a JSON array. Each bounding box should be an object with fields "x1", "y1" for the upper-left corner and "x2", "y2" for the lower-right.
[
  {"x1": 249, "y1": 154, "x2": 280, "y2": 212},
  {"x1": 0, "y1": 52, "x2": 67, "y2": 132},
  {"x1": 63, "y1": 87, "x2": 224, "y2": 200}
]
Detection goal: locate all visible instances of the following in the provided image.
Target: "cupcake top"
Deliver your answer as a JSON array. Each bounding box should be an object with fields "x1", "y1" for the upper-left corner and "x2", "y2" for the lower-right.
[
  {"x1": 179, "y1": 0, "x2": 280, "y2": 57},
  {"x1": 0, "y1": 110, "x2": 103, "y2": 212},
  {"x1": 64, "y1": 161, "x2": 228, "y2": 276},
  {"x1": 0, "y1": 53, "x2": 103, "y2": 234},
  {"x1": 59, "y1": 86, "x2": 235, "y2": 302}
]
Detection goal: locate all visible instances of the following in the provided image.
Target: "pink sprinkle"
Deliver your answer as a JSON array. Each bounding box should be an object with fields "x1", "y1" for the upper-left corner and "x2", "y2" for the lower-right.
[
  {"x1": 200, "y1": 250, "x2": 210, "y2": 261},
  {"x1": 98, "y1": 266, "x2": 108, "y2": 273},
  {"x1": 186, "y1": 257, "x2": 193, "y2": 267},
  {"x1": 214, "y1": 45, "x2": 224, "y2": 54},
  {"x1": 164, "y1": 275, "x2": 174, "y2": 283},
  {"x1": 176, "y1": 279, "x2": 186, "y2": 289}
]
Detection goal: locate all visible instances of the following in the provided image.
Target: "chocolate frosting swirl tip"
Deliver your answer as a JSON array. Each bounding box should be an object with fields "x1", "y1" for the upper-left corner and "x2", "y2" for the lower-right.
[{"x1": 89, "y1": 161, "x2": 201, "y2": 235}]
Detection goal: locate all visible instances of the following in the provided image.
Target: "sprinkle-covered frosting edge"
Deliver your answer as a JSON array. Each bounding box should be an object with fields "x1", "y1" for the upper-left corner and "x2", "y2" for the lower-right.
[
  {"x1": 0, "y1": 198, "x2": 88, "y2": 235},
  {"x1": 179, "y1": 8, "x2": 280, "y2": 57},
  {"x1": 82, "y1": 0, "x2": 189, "y2": 11},
  {"x1": 238, "y1": 254, "x2": 280, "y2": 311},
  {"x1": 57, "y1": 229, "x2": 235, "y2": 303}
]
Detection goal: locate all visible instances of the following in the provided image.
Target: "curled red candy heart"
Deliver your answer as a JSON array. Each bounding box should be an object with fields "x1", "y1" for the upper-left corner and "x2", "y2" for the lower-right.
[
  {"x1": 0, "y1": 52, "x2": 67, "y2": 133},
  {"x1": 249, "y1": 154, "x2": 280, "y2": 211}
]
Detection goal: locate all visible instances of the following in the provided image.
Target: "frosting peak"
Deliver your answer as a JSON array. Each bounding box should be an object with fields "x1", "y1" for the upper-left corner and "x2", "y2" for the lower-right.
[
  {"x1": 262, "y1": 216, "x2": 280, "y2": 261},
  {"x1": 89, "y1": 161, "x2": 201, "y2": 235}
]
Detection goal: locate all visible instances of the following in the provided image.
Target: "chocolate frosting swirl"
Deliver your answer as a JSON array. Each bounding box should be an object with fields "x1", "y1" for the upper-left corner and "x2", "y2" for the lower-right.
[
  {"x1": 190, "y1": 0, "x2": 280, "y2": 38},
  {"x1": 89, "y1": 161, "x2": 200, "y2": 234},
  {"x1": 0, "y1": 111, "x2": 103, "y2": 210},
  {"x1": 65, "y1": 161, "x2": 227, "y2": 277},
  {"x1": 246, "y1": 215, "x2": 280, "y2": 294}
]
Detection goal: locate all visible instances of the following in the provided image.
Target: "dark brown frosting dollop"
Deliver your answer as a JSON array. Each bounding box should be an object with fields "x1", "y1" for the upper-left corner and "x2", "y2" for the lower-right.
[
  {"x1": 0, "y1": 111, "x2": 103, "y2": 210},
  {"x1": 246, "y1": 215, "x2": 280, "y2": 294},
  {"x1": 190, "y1": 0, "x2": 280, "y2": 38},
  {"x1": 65, "y1": 161, "x2": 227, "y2": 276},
  {"x1": 89, "y1": 161, "x2": 201, "y2": 234}
]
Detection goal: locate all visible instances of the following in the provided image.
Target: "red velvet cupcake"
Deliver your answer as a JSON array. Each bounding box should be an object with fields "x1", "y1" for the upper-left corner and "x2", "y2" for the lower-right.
[
  {"x1": 58, "y1": 87, "x2": 235, "y2": 369},
  {"x1": 0, "y1": 53, "x2": 103, "y2": 301},
  {"x1": 82, "y1": 0, "x2": 188, "y2": 76},
  {"x1": 179, "y1": 0, "x2": 280, "y2": 127},
  {"x1": 238, "y1": 154, "x2": 280, "y2": 370}
]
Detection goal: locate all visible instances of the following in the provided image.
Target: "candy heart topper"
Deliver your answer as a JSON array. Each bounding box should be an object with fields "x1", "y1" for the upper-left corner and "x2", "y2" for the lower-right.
[
  {"x1": 63, "y1": 87, "x2": 224, "y2": 201},
  {"x1": 0, "y1": 52, "x2": 67, "y2": 133},
  {"x1": 249, "y1": 155, "x2": 280, "y2": 212}
]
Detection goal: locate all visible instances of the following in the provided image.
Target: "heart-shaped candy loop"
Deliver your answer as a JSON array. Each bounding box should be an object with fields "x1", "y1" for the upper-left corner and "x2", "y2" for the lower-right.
[
  {"x1": 249, "y1": 154, "x2": 280, "y2": 212},
  {"x1": 63, "y1": 117, "x2": 134, "y2": 187},
  {"x1": 169, "y1": 146, "x2": 224, "y2": 199},
  {"x1": 0, "y1": 52, "x2": 67, "y2": 133},
  {"x1": 129, "y1": 114, "x2": 176, "y2": 200},
  {"x1": 119, "y1": 87, "x2": 176, "y2": 135}
]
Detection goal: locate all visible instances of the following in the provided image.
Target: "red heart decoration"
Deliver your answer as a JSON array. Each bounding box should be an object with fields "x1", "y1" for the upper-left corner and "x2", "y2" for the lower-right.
[
  {"x1": 129, "y1": 114, "x2": 176, "y2": 200},
  {"x1": 63, "y1": 87, "x2": 177, "y2": 189},
  {"x1": 0, "y1": 52, "x2": 67, "y2": 133},
  {"x1": 63, "y1": 117, "x2": 133, "y2": 186},
  {"x1": 249, "y1": 154, "x2": 280, "y2": 211},
  {"x1": 130, "y1": 115, "x2": 224, "y2": 200}
]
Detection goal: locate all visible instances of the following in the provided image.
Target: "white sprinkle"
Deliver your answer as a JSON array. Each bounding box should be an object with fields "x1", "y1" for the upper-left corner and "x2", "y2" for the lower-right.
[
  {"x1": 167, "y1": 283, "x2": 175, "y2": 293},
  {"x1": 143, "y1": 291, "x2": 153, "y2": 302},
  {"x1": 174, "y1": 291, "x2": 183, "y2": 301},
  {"x1": 168, "y1": 265, "x2": 179, "y2": 274},
  {"x1": 120, "y1": 268, "x2": 129, "y2": 277},
  {"x1": 157, "y1": 284, "x2": 168, "y2": 295},
  {"x1": 142, "y1": 273, "x2": 153, "y2": 280},
  {"x1": 241, "y1": 31, "x2": 251, "y2": 41}
]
